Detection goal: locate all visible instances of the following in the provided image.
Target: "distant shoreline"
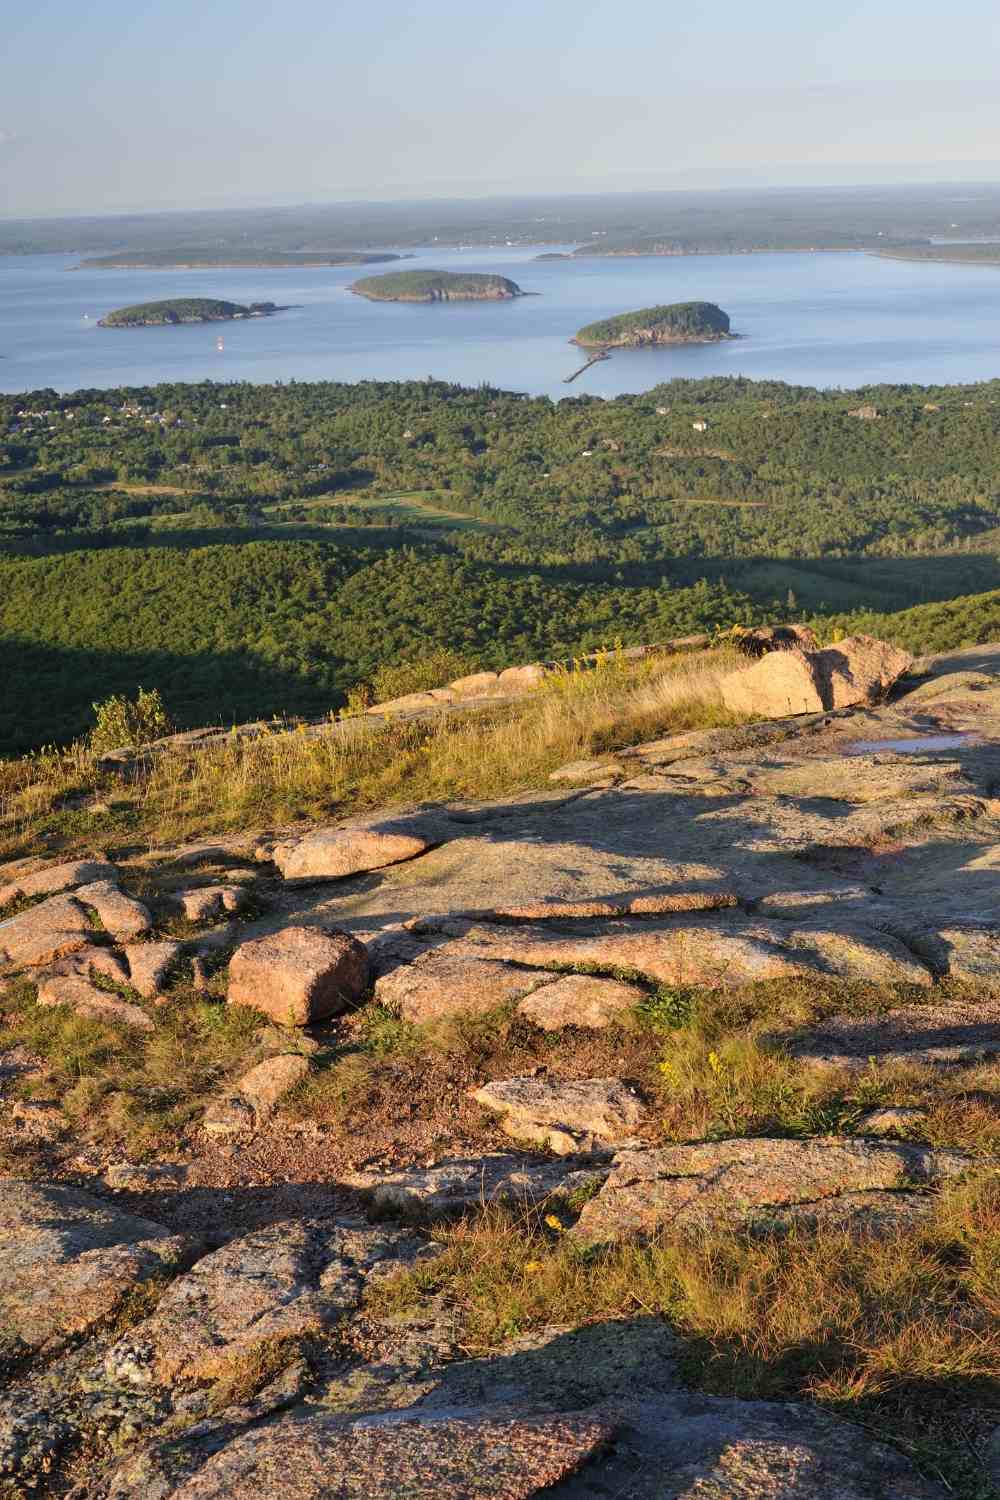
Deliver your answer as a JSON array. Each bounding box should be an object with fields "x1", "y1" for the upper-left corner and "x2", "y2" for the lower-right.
[
  {"x1": 871, "y1": 250, "x2": 1000, "y2": 269},
  {"x1": 72, "y1": 253, "x2": 407, "y2": 272}
]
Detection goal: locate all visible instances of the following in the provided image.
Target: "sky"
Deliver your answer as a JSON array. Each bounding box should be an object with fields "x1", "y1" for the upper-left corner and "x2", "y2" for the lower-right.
[{"x1": 2, "y1": 0, "x2": 999, "y2": 218}]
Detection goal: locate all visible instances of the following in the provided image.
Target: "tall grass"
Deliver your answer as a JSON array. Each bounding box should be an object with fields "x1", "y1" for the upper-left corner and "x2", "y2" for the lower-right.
[
  {"x1": 1, "y1": 646, "x2": 743, "y2": 854},
  {"x1": 136, "y1": 646, "x2": 744, "y2": 840}
]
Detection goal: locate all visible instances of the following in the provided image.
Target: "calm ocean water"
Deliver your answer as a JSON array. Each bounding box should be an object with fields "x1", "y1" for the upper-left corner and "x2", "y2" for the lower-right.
[{"x1": 3, "y1": 245, "x2": 1000, "y2": 398}]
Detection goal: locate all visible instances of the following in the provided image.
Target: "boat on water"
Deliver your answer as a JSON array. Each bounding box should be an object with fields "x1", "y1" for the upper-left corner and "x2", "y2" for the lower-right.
[{"x1": 216, "y1": 335, "x2": 224, "y2": 352}]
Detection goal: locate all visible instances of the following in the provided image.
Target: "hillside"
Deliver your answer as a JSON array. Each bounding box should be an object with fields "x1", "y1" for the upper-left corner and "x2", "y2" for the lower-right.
[
  {"x1": 6, "y1": 373, "x2": 1000, "y2": 753},
  {"x1": 575, "y1": 301, "x2": 732, "y2": 347},
  {"x1": 2, "y1": 631, "x2": 1000, "y2": 1497},
  {"x1": 350, "y1": 270, "x2": 525, "y2": 302},
  {"x1": 98, "y1": 298, "x2": 284, "y2": 327}
]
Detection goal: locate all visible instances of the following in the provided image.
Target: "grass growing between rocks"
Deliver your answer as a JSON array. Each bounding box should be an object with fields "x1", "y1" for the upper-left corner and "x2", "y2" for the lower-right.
[
  {"x1": 0, "y1": 646, "x2": 744, "y2": 857},
  {"x1": 369, "y1": 1176, "x2": 1000, "y2": 1497},
  {"x1": 0, "y1": 976, "x2": 265, "y2": 1158}
]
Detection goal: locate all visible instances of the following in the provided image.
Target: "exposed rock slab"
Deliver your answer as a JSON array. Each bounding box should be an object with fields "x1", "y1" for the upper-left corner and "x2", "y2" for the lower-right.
[
  {"x1": 35, "y1": 972, "x2": 154, "y2": 1031},
  {"x1": 375, "y1": 954, "x2": 555, "y2": 1023},
  {"x1": 157, "y1": 1409, "x2": 613, "y2": 1500},
  {"x1": 517, "y1": 974, "x2": 646, "y2": 1031},
  {"x1": 75, "y1": 880, "x2": 153, "y2": 940},
  {"x1": 203, "y1": 1053, "x2": 310, "y2": 1134},
  {"x1": 0, "y1": 893, "x2": 93, "y2": 967},
  {"x1": 0, "y1": 1180, "x2": 191, "y2": 1364},
  {"x1": 347, "y1": 1153, "x2": 607, "y2": 1216},
  {"x1": 0, "y1": 859, "x2": 117, "y2": 908},
  {"x1": 781, "y1": 999, "x2": 1000, "y2": 1069},
  {"x1": 549, "y1": 1391, "x2": 944, "y2": 1500},
  {"x1": 430, "y1": 912, "x2": 932, "y2": 990},
  {"x1": 103, "y1": 1220, "x2": 428, "y2": 1387},
  {"x1": 273, "y1": 821, "x2": 435, "y2": 883},
  {"x1": 227, "y1": 926, "x2": 369, "y2": 1025},
  {"x1": 473, "y1": 1076, "x2": 645, "y2": 1153},
  {"x1": 571, "y1": 1137, "x2": 972, "y2": 1243}
]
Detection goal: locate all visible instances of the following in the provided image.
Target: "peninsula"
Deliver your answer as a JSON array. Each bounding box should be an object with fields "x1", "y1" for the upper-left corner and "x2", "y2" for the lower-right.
[
  {"x1": 574, "y1": 301, "x2": 733, "y2": 348},
  {"x1": 98, "y1": 298, "x2": 287, "y2": 328},
  {"x1": 350, "y1": 269, "x2": 525, "y2": 302},
  {"x1": 81, "y1": 251, "x2": 402, "y2": 270}
]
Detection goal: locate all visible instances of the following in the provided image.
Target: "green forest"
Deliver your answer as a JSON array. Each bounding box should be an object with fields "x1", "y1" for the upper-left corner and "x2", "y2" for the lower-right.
[{"x1": 3, "y1": 373, "x2": 1000, "y2": 754}]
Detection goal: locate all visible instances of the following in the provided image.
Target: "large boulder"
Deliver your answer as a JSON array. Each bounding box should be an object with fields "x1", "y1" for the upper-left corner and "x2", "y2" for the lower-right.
[
  {"x1": 719, "y1": 647, "x2": 825, "y2": 718},
  {"x1": 74, "y1": 880, "x2": 153, "y2": 940},
  {"x1": 124, "y1": 940, "x2": 183, "y2": 999},
  {"x1": 272, "y1": 820, "x2": 433, "y2": 883},
  {"x1": 812, "y1": 634, "x2": 913, "y2": 709},
  {"x1": 35, "y1": 973, "x2": 154, "y2": 1031},
  {"x1": 227, "y1": 925, "x2": 369, "y2": 1025},
  {"x1": 720, "y1": 634, "x2": 912, "y2": 720}
]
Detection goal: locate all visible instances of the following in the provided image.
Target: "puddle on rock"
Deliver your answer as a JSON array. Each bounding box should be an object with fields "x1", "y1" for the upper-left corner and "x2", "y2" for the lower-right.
[{"x1": 843, "y1": 733, "x2": 976, "y2": 756}]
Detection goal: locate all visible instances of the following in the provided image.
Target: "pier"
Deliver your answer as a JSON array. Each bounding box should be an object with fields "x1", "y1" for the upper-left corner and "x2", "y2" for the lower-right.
[{"x1": 564, "y1": 349, "x2": 611, "y2": 383}]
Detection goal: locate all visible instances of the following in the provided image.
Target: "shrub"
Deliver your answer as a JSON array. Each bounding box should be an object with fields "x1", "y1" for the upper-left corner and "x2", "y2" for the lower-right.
[{"x1": 90, "y1": 687, "x2": 172, "y2": 753}]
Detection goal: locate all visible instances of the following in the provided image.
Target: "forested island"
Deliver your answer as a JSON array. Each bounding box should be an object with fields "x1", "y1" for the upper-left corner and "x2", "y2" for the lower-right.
[
  {"x1": 350, "y1": 270, "x2": 525, "y2": 302},
  {"x1": 575, "y1": 301, "x2": 732, "y2": 348},
  {"x1": 80, "y1": 250, "x2": 403, "y2": 270},
  {"x1": 98, "y1": 298, "x2": 287, "y2": 328}
]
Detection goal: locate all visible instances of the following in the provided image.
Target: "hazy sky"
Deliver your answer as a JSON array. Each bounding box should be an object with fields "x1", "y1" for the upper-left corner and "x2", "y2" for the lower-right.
[{"x1": 3, "y1": 0, "x2": 999, "y2": 218}]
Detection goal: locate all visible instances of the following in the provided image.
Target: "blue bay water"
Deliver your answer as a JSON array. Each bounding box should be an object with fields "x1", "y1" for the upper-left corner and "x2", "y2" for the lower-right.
[{"x1": 3, "y1": 245, "x2": 1000, "y2": 398}]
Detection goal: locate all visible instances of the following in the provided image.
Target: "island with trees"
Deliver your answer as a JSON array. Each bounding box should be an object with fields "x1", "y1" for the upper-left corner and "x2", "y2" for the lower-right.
[
  {"x1": 574, "y1": 301, "x2": 733, "y2": 348},
  {"x1": 350, "y1": 270, "x2": 525, "y2": 302},
  {"x1": 80, "y1": 250, "x2": 403, "y2": 270},
  {"x1": 97, "y1": 298, "x2": 287, "y2": 328}
]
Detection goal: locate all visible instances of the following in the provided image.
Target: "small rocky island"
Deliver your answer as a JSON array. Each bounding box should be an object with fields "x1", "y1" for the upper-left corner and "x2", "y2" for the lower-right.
[
  {"x1": 574, "y1": 300, "x2": 733, "y2": 348},
  {"x1": 98, "y1": 298, "x2": 287, "y2": 328},
  {"x1": 350, "y1": 270, "x2": 525, "y2": 303}
]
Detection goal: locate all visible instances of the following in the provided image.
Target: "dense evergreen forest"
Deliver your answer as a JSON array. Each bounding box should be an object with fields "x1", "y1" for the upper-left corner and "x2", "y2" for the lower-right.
[{"x1": 3, "y1": 373, "x2": 1000, "y2": 754}]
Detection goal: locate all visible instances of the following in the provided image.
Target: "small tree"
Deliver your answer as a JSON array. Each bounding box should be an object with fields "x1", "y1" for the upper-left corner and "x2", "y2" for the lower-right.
[{"x1": 90, "y1": 687, "x2": 172, "y2": 753}]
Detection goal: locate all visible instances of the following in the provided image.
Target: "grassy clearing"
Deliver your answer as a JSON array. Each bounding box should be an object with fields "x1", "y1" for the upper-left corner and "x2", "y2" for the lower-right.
[
  {"x1": 369, "y1": 1178, "x2": 1000, "y2": 1495},
  {"x1": 0, "y1": 645, "x2": 743, "y2": 857}
]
